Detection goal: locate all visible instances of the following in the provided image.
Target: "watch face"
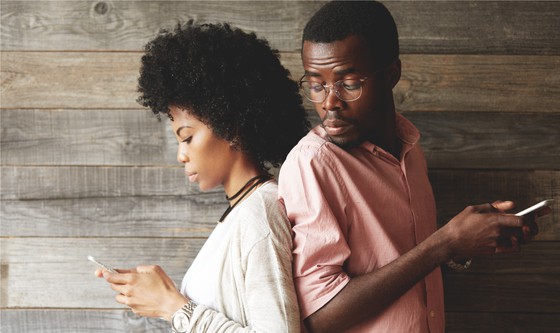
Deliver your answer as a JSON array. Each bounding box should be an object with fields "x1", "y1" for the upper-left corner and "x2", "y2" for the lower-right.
[{"x1": 172, "y1": 312, "x2": 189, "y2": 332}]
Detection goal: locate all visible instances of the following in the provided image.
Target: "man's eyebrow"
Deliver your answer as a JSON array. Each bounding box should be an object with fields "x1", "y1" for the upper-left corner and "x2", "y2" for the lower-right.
[
  {"x1": 304, "y1": 67, "x2": 358, "y2": 77},
  {"x1": 175, "y1": 125, "x2": 191, "y2": 137},
  {"x1": 334, "y1": 67, "x2": 357, "y2": 76},
  {"x1": 304, "y1": 70, "x2": 321, "y2": 77}
]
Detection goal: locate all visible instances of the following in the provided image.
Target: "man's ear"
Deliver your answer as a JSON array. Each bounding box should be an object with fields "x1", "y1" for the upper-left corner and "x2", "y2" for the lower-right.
[{"x1": 386, "y1": 59, "x2": 401, "y2": 88}]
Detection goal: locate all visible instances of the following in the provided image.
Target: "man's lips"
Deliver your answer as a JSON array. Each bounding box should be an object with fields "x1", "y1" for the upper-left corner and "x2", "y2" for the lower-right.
[{"x1": 323, "y1": 119, "x2": 350, "y2": 136}]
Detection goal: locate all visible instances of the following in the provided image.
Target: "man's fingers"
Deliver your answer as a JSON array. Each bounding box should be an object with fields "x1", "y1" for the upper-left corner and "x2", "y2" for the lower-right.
[
  {"x1": 536, "y1": 206, "x2": 552, "y2": 218},
  {"x1": 495, "y1": 214, "x2": 523, "y2": 228},
  {"x1": 491, "y1": 200, "x2": 515, "y2": 212},
  {"x1": 500, "y1": 227, "x2": 523, "y2": 240},
  {"x1": 496, "y1": 236, "x2": 520, "y2": 254},
  {"x1": 471, "y1": 201, "x2": 515, "y2": 214}
]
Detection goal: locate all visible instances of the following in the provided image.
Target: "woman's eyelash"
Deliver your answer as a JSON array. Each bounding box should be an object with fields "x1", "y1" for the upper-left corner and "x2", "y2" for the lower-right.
[{"x1": 182, "y1": 137, "x2": 192, "y2": 143}]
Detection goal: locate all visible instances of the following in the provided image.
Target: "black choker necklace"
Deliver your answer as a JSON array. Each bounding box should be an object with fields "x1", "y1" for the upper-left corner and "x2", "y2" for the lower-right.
[
  {"x1": 218, "y1": 175, "x2": 270, "y2": 223},
  {"x1": 226, "y1": 175, "x2": 263, "y2": 201}
]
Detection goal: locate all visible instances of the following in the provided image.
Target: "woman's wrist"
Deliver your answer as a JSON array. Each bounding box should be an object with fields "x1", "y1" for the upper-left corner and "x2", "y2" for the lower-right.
[{"x1": 162, "y1": 294, "x2": 189, "y2": 322}]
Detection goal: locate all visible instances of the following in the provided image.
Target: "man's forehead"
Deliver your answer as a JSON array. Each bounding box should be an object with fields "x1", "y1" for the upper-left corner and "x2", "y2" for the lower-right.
[
  {"x1": 302, "y1": 36, "x2": 374, "y2": 70},
  {"x1": 303, "y1": 35, "x2": 369, "y2": 54}
]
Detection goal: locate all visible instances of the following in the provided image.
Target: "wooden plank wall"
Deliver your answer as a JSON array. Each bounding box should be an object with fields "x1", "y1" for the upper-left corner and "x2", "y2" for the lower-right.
[{"x1": 1, "y1": 1, "x2": 559, "y2": 331}]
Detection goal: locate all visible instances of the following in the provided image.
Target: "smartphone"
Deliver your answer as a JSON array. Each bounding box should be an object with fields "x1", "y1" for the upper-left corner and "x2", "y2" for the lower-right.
[
  {"x1": 515, "y1": 199, "x2": 554, "y2": 216},
  {"x1": 87, "y1": 255, "x2": 117, "y2": 273}
]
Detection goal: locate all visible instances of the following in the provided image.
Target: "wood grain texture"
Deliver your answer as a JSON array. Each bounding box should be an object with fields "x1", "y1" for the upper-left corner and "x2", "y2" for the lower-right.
[
  {"x1": 429, "y1": 169, "x2": 559, "y2": 240},
  {"x1": 444, "y1": 273, "x2": 560, "y2": 313},
  {"x1": 0, "y1": 165, "x2": 196, "y2": 200},
  {"x1": 2, "y1": 309, "x2": 559, "y2": 333},
  {"x1": 0, "y1": 165, "x2": 224, "y2": 237},
  {"x1": 0, "y1": 310, "x2": 169, "y2": 332},
  {"x1": 404, "y1": 111, "x2": 560, "y2": 169},
  {"x1": 2, "y1": 167, "x2": 558, "y2": 239},
  {"x1": 445, "y1": 312, "x2": 560, "y2": 333},
  {"x1": 1, "y1": 237, "x2": 204, "y2": 308},
  {"x1": 2, "y1": 1, "x2": 559, "y2": 54},
  {"x1": 0, "y1": 196, "x2": 220, "y2": 238},
  {"x1": 449, "y1": 242, "x2": 560, "y2": 275},
  {"x1": 1, "y1": 0, "x2": 559, "y2": 330},
  {"x1": 1, "y1": 52, "x2": 141, "y2": 109},
  {"x1": 0, "y1": 0, "x2": 319, "y2": 52},
  {"x1": 0, "y1": 109, "x2": 178, "y2": 166},
  {"x1": 3, "y1": 52, "x2": 559, "y2": 112},
  {"x1": 396, "y1": 55, "x2": 560, "y2": 113},
  {"x1": 3, "y1": 109, "x2": 559, "y2": 169},
  {"x1": 1, "y1": 237, "x2": 558, "y2": 311}
]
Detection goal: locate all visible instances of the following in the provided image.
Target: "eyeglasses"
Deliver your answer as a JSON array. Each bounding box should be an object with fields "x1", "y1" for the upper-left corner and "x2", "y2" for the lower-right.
[
  {"x1": 299, "y1": 76, "x2": 369, "y2": 103},
  {"x1": 298, "y1": 66, "x2": 388, "y2": 103}
]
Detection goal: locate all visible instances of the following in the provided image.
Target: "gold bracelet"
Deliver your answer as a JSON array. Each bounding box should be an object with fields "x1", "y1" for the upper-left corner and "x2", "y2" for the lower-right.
[{"x1": 446, "y1": 258, "x2": 472, "y2": 271}]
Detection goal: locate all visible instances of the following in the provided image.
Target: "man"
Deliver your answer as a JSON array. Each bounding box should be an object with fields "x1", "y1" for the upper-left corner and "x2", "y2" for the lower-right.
[{"x1": 278, "y1": 1, "x2": 549, "y2": 332}]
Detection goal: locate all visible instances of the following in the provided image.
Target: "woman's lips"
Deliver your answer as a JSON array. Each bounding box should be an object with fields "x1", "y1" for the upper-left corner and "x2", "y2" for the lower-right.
[{"x1": 186, "y1": 172, "x2": 198, "y2": 183}]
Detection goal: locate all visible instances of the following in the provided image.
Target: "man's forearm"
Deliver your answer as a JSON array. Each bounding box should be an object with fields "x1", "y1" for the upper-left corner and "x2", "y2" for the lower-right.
[
  {"x1": 304, "y1": 203, "x2": 526, "y2": 332},
  {"x1": 304, "y1": 228, "x2": 451, "y2": 333}
]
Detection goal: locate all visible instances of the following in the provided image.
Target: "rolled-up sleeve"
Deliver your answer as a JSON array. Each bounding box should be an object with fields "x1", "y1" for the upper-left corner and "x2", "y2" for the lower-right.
[{"x1": 279, "y1": 145, "x2": 351, "y2": 319}]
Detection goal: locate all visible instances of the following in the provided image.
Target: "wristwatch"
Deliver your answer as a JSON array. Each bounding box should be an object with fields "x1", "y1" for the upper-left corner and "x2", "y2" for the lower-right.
[{"x1": 171, "y1": 299, "x2": 197, "y2": 333}]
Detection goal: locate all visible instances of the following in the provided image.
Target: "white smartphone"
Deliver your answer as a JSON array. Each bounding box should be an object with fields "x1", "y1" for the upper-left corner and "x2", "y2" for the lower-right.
[
  {"x1": 87, "y1": 255, "x2": 117, "y2": 273},
  {"x1": 515, "y1": 199, "x2": 554, "y2": 216}
]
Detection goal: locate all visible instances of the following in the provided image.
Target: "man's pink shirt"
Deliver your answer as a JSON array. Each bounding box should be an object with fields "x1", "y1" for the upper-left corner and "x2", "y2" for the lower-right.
[{"x1": 278, "y1": 114, "x2": 444, "y2": 333}]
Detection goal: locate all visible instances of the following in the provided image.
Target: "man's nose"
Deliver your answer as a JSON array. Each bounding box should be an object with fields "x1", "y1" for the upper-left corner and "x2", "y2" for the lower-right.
[{"x1": 322, "y1": 86, "x2": 344, "y2": 112}]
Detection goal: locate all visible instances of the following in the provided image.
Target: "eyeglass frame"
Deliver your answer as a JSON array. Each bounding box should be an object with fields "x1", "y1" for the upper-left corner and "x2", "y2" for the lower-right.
[{"x1": 298, "y1": 66, "x2": 387, "y2": 103}]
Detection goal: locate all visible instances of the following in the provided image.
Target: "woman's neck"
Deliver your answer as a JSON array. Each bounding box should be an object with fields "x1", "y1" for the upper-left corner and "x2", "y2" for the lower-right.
[{"x1": 223, "y1": 157, "x2": 265, "y2": 201}]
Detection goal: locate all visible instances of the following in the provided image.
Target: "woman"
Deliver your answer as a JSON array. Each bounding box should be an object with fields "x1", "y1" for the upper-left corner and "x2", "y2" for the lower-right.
[{"x1": 95, "y1": 21, "x2": 309, "y2": 332}]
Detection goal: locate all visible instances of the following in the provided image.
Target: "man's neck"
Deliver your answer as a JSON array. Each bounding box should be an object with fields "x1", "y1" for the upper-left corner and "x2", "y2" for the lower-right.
[
  {"x1": 369, "y1": 113, "x2": 401, "y2": 160},
  {"x1": 372, "y1": 134, "x2": 401, "y2": 160}
]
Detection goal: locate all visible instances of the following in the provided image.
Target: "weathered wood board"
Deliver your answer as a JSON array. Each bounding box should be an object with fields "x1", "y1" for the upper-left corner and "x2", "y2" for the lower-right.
[
  {"x1": 3, "y1": 52, "x2": 559, "y2": 112},
  {"x1": 2, "y1": 1, "x2": 559, "y2": 54},
  {"x1": 1, "y1": 1, "x2": 559, "y2": 332}
]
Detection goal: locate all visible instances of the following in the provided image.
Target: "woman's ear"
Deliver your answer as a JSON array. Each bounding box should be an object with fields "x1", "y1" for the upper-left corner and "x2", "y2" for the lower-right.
[{"x1": 229, "y1": 137, "x2": 241, "y2": 151}]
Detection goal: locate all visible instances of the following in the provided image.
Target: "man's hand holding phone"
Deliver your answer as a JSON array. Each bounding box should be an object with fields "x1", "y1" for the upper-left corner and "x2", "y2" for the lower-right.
[
  {"x1": 508, "y1": 199, "x2": 553, "y2": 245},
  {"x1": 489, "y1": 199, "x2": 553, "y2": 251},
  {"x1": 515, "y1": 199, "x2": 553, "y2": 217}
]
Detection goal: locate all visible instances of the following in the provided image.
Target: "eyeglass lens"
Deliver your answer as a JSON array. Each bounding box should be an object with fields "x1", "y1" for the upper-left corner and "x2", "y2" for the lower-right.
[{"x1": 300, "y1": 79, "x2": 363, "y2": 102}]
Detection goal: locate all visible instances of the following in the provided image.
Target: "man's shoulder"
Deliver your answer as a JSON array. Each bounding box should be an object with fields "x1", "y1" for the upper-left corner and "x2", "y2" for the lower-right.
[
  {"x1": 279, "y1": 127, "x2": 345, "y2": 191},
  {"x1": 285, "y1": 126, "x2": 332, "y2": 162}
]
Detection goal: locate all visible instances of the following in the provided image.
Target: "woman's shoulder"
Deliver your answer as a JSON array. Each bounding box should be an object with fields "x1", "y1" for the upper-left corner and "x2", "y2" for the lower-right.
[{"x1": 234, "y1": 181, "x2": 292, "y2": 244}]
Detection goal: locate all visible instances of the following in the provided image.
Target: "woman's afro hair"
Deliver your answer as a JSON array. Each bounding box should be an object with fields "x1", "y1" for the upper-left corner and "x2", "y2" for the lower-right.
[{"x1": 138, "y1": 21, "x2": 309, "y2": 170}]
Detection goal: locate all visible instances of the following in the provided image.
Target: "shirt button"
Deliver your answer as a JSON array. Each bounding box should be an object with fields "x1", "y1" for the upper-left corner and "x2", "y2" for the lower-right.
[{"x1": 429, "y1": 310, "x2": 435, "y2": 318}]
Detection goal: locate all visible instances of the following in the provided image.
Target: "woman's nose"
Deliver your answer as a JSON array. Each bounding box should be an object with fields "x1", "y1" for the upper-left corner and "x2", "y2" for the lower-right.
[{"x1": 177, "y1": 149, "x2": 188, "y2": 163}]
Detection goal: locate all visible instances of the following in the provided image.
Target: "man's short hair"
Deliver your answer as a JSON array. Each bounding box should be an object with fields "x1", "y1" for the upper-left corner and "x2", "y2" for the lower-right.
[{"x1": 303, "y1": 0, "x2": 399, "y2": 68}]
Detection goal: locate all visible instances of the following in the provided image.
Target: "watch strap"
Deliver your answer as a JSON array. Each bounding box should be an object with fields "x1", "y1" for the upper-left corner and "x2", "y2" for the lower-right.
[
  {"x1": 181, "y1": 299, "x2": 197, "y2": 319},
  {"x1": 446, "y1": 258, "x2": 472, "y2": 271},
  {"x1": 171, "y1": 299, "x2": 197, "y2": 333}
]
